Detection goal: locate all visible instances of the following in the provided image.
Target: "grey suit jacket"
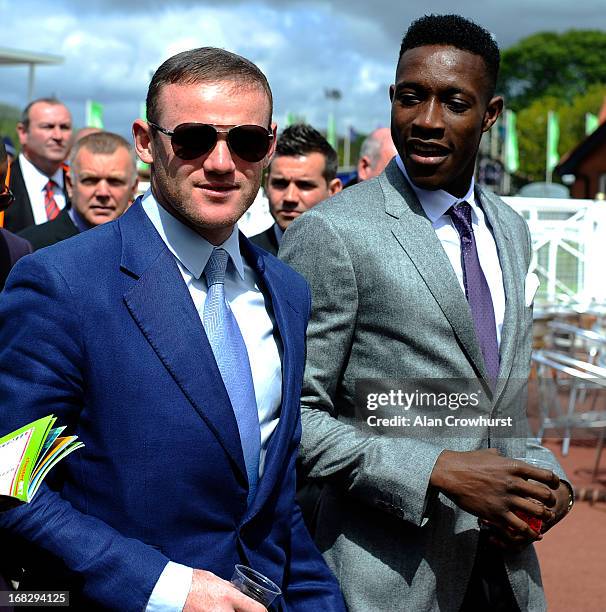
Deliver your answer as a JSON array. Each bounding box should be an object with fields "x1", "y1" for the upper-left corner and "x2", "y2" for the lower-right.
[{"x1": 279, "y1": 159, "x2": 566, "y2": 612}]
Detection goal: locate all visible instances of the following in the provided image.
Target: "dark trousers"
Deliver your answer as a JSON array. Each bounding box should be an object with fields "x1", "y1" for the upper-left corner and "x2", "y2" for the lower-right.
[{"x1": 460, "y1": 534, "x2": 520, "y2": 612}]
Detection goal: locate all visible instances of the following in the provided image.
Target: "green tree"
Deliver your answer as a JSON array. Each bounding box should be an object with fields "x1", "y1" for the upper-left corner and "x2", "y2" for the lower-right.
[
  {"x1": 515, "y1": 85, "x2": 606, "y2": 182},
  {"x1": 499, "y1": 30, "x2": 606, "y2": 111},
  {"x1": 0, "y1": 102, "x2": 20, "y2": 153}
]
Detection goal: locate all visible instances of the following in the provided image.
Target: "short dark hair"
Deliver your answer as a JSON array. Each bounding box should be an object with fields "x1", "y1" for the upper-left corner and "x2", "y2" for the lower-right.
[
  {"x1": 70, "y1": 131, "x2": 137, "y2": 180},
  {"x1": 271, "y1": 124, "x2": 338, "y2": 182},
  {"x1": 20, "y1": 98, "x2": 69, "y2": 130},
  {"x1": 146, "y1": 47, "x2": 273, "y2": 125},
  {"x1": 398, "y1": 14, "x2": 500, "y2": 97}
]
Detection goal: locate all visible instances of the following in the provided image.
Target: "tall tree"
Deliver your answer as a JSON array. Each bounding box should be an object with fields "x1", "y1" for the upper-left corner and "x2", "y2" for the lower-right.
[
  {"x1": 499, "y1": 30, "x2": 606, "y2": 111},
  {"x1": 515, "y1": 85, "x2": 606, "y2": 182}
]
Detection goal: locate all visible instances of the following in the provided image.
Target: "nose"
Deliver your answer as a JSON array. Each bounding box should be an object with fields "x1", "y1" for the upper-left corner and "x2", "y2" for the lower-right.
[
  {"x1": 94, "y1": 179, "x2": 111, "y2": 200},
  {"x1": 203, "y1": 137, "x2": 236, "y2": 174},
  {"x1": 51, "y1": 125, "x2": 64, "y2": 140},
  {"x1": 414, "y1": 98, "x2": 444, "y2": 131},
  {"x1": 283, "y1": 181, "x2": 299, "y2": 204}
]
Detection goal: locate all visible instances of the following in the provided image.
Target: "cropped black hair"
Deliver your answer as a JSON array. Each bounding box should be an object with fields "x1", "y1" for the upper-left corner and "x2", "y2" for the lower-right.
[
  {"x1": 272, "y1": 124, "x2": 338, "y2": 182},
  {"x1": 399, "y1": 14, "x2": 500, "y2": 96}
]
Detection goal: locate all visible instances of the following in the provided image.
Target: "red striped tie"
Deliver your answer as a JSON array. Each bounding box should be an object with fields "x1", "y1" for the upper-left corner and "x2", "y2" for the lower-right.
[{"x1": 44, "y1": 180, "x2": 60, "y2": 220}]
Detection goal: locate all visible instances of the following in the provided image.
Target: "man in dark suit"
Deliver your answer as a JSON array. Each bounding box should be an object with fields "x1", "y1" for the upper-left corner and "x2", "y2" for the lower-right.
[
  {"x1": 4, "y1": 98, "x2": 72, "y2": 233},
  {"x1": 281, "y1": 14, "x2": 573, "y2": 612},
  {"x1": 0, "y1": 140, "x2": 31, "y2": 289},
  {"x1": 19, "y1": 131, "x2": 137, "y2": 250},
  {"x1": 250, "y1": 124, "x2": 341, "y2": 256},
  {"x1": 0, "y1": 48, "x2": 345, "y2": 612}
]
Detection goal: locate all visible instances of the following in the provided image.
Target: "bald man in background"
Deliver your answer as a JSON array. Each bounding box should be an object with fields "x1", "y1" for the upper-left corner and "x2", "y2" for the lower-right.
[{"x1": 347, "y1": 127, "x2": 397, "y2": 187}]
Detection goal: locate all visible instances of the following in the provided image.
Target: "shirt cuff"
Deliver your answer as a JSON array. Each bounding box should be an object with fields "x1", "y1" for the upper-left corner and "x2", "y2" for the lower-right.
[{"x1": 146, "y1": 561, "x2": 193, "y2": 612}]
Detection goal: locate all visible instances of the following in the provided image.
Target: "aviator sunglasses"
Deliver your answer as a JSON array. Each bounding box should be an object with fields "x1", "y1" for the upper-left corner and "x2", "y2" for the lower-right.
[{"x1": 148, "y1": 121, "x2": 274, "y2": 162}]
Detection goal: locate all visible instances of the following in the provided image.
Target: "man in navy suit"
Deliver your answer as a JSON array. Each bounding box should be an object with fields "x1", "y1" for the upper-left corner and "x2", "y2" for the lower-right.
[{"x1": 0, "y1": 47, "x2": 345, "y2": 612}]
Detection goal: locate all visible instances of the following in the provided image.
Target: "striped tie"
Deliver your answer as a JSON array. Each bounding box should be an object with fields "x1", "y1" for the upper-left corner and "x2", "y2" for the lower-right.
[{"x1": 44, "y1": 180, "x2": 60, "y2": 220}]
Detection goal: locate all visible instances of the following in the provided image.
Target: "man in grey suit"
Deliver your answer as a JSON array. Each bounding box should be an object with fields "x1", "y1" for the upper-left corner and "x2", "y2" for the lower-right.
[{"x1": 280, "y1": 14, "x2": 573, "y2": 612}]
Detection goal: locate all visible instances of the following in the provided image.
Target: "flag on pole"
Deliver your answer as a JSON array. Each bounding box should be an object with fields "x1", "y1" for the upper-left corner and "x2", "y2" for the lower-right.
[
  {"x1": 546, "y1": 111, "x2": 560, "y2": 177},
  {"x1": 326, "y1": 113, "x2": 337, "y2": 150},
  {"x1": 85, "y1": 100, "x2": 104, "y2": 128},
  {"x1": 585, "y1": 112, "x2": 599, "y2": 135},
  {"x1": 284, "y1": 112, "x2": 295, "y2": 127},
  {"x1": 504, "y1": 109, "x2": 519, "y2": 174}
]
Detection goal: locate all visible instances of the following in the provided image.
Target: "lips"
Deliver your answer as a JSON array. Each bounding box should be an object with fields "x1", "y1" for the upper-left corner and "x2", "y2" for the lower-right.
[{"x1": 407, "y1": 140, "x2": 451, "y2": 165}]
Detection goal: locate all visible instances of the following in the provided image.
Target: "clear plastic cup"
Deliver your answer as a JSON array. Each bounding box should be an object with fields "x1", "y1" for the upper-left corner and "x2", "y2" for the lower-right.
[{"x1": 230, "y1": 564, "x2": 282, "y2": 608}]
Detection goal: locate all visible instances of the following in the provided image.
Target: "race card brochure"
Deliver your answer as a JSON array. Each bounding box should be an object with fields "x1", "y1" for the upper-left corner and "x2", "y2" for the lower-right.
[{"x1": 0, "y1": 415, "x2": 84, "y2": 506}]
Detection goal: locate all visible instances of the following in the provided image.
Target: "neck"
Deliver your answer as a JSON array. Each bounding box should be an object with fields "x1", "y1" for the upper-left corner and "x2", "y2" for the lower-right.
[{"x1": 23, "y1": 151, "x2": 62, "y2": 178}]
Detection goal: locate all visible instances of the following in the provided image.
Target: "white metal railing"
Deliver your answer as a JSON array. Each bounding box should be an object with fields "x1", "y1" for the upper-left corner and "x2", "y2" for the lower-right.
[{"x1": 504, "y1": 197, "x2": 606, "y2": 306}]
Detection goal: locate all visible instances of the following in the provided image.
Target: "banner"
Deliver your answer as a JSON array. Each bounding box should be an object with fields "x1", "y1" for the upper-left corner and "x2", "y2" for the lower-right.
[
  {"x1": 85, "y1": 100, "x2": 104, "y2": 129},
  {"x1": 326, "y1": 113, "x2": 337, "y2": 150},
  {"x1": 504, "y1": 109, "x2": 519, "y2": 174},
  {"x1": 585, "y1": 112, "x2": 599, "y2": 135},
  {"x1": 546, "y1": 111, "x2": 560, "y2": 176}
]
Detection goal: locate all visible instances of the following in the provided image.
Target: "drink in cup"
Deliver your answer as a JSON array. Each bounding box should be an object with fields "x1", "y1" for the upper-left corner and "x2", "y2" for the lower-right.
[
  {"x1": 231, "y1": 564, "x2": 281, "y2": 608},
  {"x1": 513, "y1": 456, "x2": 555, "y2": 533}
]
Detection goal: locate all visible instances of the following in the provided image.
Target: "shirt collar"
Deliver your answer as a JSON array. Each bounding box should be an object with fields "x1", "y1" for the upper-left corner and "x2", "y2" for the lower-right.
[
  {"x1": 141, "y1": 189, "x2": 245, "y2": 281},
  {"x1": 19, "y1": 153, "x2": 65, "y2": 191},
  {"x1": 395, "y1": 154, "x2": 475, "y2": 223},
  {"x1": 273, "y1": 223, "x2": 284, "y2": 244}
]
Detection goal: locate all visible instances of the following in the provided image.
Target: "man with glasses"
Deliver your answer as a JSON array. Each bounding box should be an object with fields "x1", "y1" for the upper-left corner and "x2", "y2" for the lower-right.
[
  {"x1": 0, "y1": 139, "x2": 32, "y2": 290},
  {"x1": 0, "y1": 48, "x2": 344, "y2": 612},
  {"x1": 3, "y1": 98, "x2": 73, "y2": 233}
]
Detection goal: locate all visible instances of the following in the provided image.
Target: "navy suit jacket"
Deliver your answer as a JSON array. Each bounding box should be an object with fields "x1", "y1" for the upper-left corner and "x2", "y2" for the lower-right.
[
  {"x1": 0, "y1": 228, "x2": 31, "y2": 290},
  {"x1": 0, "y1": 200, "x2": 344, "y2": 611}
]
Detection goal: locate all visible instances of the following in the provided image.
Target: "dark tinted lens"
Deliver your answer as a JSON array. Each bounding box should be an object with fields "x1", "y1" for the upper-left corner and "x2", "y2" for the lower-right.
[
  {"x1": 171, "y1": 124, "x2": 217, "y2": 160},
  {"x1": 228, "y1": 125, "x2": 271, "y2": 162}
]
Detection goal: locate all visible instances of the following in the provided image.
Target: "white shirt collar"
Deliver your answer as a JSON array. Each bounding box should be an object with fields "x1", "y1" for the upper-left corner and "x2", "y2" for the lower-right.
[
  {"x1": 141, "y1": 189, "x2": 245, "y2": 281},
  {"x1": 19, "y1": 153, "x2": 65, "y2": 191},
  {"x1": 395, "y1": 154, "x2": 476, "y2": 223}
]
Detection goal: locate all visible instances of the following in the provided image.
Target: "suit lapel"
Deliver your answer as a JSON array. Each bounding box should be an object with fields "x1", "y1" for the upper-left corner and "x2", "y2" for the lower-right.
[
  {"x1": 380, "y1": 162, "x2": 490, "y2": 383},
  {"x1": 477, "y1": 187, "x2": 520, "y2": 403},
  {"x1": 240, "y1": 237, "x2": 301, "y2": 518},
  {"x1": 119, "y1": 201, "x2": 247, "y2": 482}
]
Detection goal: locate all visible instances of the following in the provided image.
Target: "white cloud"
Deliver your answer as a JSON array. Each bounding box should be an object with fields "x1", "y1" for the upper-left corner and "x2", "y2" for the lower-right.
[{"x1": 1, "y1": 0, "x2": 605, "y2": 142}]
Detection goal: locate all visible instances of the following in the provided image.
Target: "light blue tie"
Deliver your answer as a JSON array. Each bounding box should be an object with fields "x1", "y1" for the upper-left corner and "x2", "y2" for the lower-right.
[{"x1": 203, "y1": 248, "x2": 261, "y2": 504}]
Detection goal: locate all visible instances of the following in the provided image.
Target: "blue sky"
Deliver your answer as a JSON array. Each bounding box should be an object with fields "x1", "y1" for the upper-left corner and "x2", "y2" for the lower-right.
[{"x1": 1, "y1": 0, "x2": 604, "y2": 139}]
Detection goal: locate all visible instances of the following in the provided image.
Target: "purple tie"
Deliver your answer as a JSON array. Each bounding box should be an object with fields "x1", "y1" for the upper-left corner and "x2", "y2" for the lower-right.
[{"x1": 448, "y1": 202, "x2": 500, "y2": 383}]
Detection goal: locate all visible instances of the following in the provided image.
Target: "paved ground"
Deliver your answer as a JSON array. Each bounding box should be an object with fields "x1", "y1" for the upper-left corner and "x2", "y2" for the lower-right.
[{"x1": 536, "y1": 439, "x2": 606, "y2": 611}]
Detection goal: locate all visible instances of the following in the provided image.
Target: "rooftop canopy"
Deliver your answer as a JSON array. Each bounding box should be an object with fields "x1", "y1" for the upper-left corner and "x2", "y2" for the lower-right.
[{"x1": 0, "y1": 47, "x2": 64, "y2": 101}]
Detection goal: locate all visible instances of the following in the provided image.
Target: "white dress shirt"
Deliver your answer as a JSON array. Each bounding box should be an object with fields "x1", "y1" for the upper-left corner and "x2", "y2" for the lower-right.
[
  {"x1": 395, "y1": 156, "x2": 505, "y2": 346},
  {"x1": 18, "y1": 154, "x2": 68, "y2": 225},
  {"x1": 141, "y1": 191, "x2": 282, "y2": 612}
]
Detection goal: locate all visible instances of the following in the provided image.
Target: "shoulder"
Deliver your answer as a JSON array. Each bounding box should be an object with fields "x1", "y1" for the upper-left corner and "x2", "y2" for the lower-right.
[
  {"x1": 14, "y1": 218, "x2": 121, "y2": 285},
  {"x1": 0, "y1": 228, "x2": 31, "y2": 257}
]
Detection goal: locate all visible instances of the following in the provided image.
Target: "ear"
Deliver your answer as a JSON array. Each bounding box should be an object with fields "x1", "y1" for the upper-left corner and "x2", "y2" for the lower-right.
[
  {"x1": 389, "y1": 84, "x2": 395, "y2": 103},
  {"x1": 328, "y1": 177, "x2": 343, "y2": 195},
  {"x1": 482, "y1": 95, "x2": 504, "y2": 133},
  {"x1": 132, "y1": 119, "x2": 154, "y2": 165},
  {"x1": 16, "y1": 122, "x2": 27, "y2": 146},
  {"x1": 263, "y1": 122, "x2": 278, "y2": 168},
  {"x1": 129, "y1": 177, "x2": 139, "y2": 202},
  {"x1": 357, "y1": 156, "x2": 372, "y2": 181},
  {"x1": 65, "y1": 170, "x2": 74, "y2": 201}
]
